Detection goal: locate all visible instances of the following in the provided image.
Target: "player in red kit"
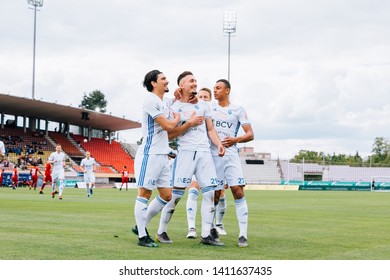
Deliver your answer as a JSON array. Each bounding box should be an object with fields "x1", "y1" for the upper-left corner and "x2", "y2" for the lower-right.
[
  {"x1": 29, "y1": 163, "x2": 41, "y2": 191},
  {"x1": 119, "y1": 166, "x2": 129, "y2": 191},
  {"x1": 0, "y1": 168, "x2": 4, "y2": 188},
  {"x1": 39, "y1": 162, "x2": 52, "y2": 194},
  {"x1": 11, "y1": 166, "x2": 18, "y2": 190}
]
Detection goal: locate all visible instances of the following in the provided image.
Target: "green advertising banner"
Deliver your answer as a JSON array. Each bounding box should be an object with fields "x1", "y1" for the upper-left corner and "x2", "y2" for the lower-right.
[{"x1": 281, "y1": 180, "x2": 390, "y2": 191}]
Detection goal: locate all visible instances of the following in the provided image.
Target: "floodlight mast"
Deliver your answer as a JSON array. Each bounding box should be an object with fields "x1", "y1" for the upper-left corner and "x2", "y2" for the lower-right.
[
  {"x1": 27, "y1": 0, "x2": 44, "y2": 100},
  {"x1": 223, "y1": 10, "x2": 237, "y2": 81}
]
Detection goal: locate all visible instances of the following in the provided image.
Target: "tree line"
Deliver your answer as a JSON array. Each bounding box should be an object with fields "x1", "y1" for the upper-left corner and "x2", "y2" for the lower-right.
[{"x1": 290, "y1": 137, "x2": 390, "y2": 167}]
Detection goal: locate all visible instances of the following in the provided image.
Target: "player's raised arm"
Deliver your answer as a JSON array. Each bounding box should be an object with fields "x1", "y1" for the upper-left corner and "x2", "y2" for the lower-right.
[{"x1": 155, "y1": 112, "x2": 180, "y2": 132}]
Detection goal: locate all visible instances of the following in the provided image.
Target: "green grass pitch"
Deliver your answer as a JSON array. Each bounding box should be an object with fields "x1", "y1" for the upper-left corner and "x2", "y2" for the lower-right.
[{"x1": 0, "y1": 187, "x2": 389, "y2": 260}]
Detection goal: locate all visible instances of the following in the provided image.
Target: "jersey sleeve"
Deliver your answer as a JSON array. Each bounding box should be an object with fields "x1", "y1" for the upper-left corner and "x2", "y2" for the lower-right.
[
  {"x1": 238, "y1": 106, "x2": 251, "y2": 126},
  {"x1": 144, "y1": 95, "x2": 164, "y2": 119},
  {"x1": 202, "y1": 100, "x2": 212, "y2": 119}
]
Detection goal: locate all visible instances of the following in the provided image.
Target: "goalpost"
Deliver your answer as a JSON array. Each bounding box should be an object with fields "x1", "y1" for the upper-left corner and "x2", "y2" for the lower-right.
[{"x1": 370, "y1": 176, "x2": 390, "y2": 192}]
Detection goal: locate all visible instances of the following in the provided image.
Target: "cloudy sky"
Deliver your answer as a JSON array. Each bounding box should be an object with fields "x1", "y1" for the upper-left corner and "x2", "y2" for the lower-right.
[{"x1": 1, "y1": 0, "x2": 390, "y2": 159}]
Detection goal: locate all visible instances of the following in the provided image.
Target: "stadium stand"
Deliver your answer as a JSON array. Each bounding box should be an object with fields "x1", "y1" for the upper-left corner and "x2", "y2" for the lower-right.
[
  {"x1": 48, "y1": 132, "x2": 84, "y2": 157},
  {"x1": 279, "y1": 160, "x2": 390, "y2": 183},
  {"x1": 279, "y1": 161, "x2": 325, "y2": 181},
  {"x1": 72, "y1": 164, "x2": 114, "y2": 174},
  {"x1": 71, "y1": 134, "x2": 135, "y2": 174},
  {"x1": 241, "y1": 158, "x2": 281, "y2": 184},
  {"x1": 0, "y1": 127, "x2": 54, "y2": 167},
  {"x1": 2, "y1": 121, "x2": 390, "y2": 185},
  {"x1": 323, "y1": 165, "x2": 390, "y2": 182}
]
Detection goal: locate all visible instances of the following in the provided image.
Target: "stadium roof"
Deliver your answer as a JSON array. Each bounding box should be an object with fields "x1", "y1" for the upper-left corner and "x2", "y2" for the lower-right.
[{"x1": 0, "y1": 93, "x2": 141, "y2": 131}]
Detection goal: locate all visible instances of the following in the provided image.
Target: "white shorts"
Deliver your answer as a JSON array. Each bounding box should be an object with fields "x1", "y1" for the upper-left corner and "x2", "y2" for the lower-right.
[
  {"x1": 52, "y1": 169, "x2": 65, "y2": 182},
  {"x1": 84, "y1": 173, "x2": 95, "y2": 184},
  {"x1": 172, "y1": 150, "x2": 218, "y2": 188},
  {"x1": 213, "y1": 154, "x2": 246, "y2": 190},
  {"x1": 134, "y1": 154, "x2": 172, "y2": 191}
]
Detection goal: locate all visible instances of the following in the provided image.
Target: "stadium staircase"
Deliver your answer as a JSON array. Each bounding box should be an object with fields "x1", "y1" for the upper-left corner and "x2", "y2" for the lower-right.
[
  {"x1": 48, "y1": 132, "x2": 85, "y2": 165},
  {"x1": 121, "y1": 142, "x2": 138, "y2": 158}
]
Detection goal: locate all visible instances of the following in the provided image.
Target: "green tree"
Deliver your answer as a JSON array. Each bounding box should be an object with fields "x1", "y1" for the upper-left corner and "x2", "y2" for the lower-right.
[
  {"x1": 371, "y1": 137, "x2": 390, "y2": 163},
  {"x1": 79, "y1": 90, "x2": 108, "y2": 113},
  {"x1": 290, "y1": 150, "x2": 324, "y2": 163},
  {"x1": 346, "y1": 151, "x2": 363, "y2": 165}
]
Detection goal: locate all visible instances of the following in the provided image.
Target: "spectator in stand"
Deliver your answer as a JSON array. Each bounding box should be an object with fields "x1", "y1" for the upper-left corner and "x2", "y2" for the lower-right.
[{"x1": 119, "y1": 165, "x2": 129, "y2": 191}]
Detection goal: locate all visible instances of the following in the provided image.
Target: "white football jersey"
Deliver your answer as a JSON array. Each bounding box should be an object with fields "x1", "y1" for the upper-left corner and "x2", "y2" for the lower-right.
[
  {"x1": 210, "y1": 102, "x2": 251, "y2": 156},
  {"x1": 138, "y1": 93, "x2": 173, "y2": 155},
  {"x1": 171, "y1": 99, "x2": 211, "y2": 152},
  {"x1": 48, "y1": 151, "x2": 65, "y2": 171},
  {"x1": 80, "y1": 157, "x2": 96, "y2": 174}
]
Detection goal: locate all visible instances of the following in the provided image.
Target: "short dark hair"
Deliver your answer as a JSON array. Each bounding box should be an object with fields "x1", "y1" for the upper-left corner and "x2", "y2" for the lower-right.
[
  {"x1": 216, "y1": 79, "x2": 231, "y2": 90},
  {"x1": 143, "y1": 70, "x2": 162, "y2": 92},
  {"x1": 177, "y1": 71, "x2": 193, "y2": 86}
]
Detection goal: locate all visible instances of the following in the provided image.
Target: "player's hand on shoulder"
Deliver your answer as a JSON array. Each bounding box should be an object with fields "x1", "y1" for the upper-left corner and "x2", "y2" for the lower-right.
[
  {"x1": 174, "y1": 88, "x2": 182, "y2": 100},
  {"x1": 188, "y1": 95, "x2": 198, "y2": 104}
]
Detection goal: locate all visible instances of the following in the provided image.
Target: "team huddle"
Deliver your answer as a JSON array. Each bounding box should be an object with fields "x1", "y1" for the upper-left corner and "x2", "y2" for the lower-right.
[
  {"x1": 2, "y1": 69, "x2": 254, "y2": 249},
  {"x1": 132, "y1": 70, "x2": 254, "y2": 248}
]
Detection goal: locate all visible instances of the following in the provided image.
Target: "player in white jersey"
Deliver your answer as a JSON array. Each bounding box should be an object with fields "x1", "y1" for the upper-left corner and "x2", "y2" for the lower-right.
[
  {"x1": 48, "y1": 144, "x2": 66, "y2": 200},
  {"x1": 157, "y1": 71, "x2": 226, "y2": 246},
  {"x1": 0, "y1": 139, "x2": 5, "y2": 162},
  {"x1": 132, "y1": 70, "x2": 203, "y2": 248},
  {"x1": 80, "y1": 151, "x2": 96, "y2": 198},
  {"x1": 211, "y1": 79, "x2": 254, "y2": 247},
  {"x1": 185, "y1": 87, "x2": 213, "y2": 238}
]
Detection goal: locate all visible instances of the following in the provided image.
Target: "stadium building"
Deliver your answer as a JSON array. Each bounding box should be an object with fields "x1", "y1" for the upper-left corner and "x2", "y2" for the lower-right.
[{"x1": 0, "y1": 93, "x2": 140, "y2": 187}]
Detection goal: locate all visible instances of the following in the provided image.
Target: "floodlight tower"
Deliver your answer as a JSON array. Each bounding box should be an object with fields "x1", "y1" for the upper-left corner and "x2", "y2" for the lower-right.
[
  {"x1": 27, "y1": 0, "x2": 44, "y2": 100},
  {"x1": 223, "y1": 10, "x2": 237, "y2": 81}
]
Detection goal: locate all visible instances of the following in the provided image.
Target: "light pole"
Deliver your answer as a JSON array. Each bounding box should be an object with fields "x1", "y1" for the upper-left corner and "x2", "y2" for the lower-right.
[
  {"x1": 223, "y1": 10, "x2": 237, "y2": 81},
  {"x1": 27, "y1": 0, "x2": 44, "y2": 100}
]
